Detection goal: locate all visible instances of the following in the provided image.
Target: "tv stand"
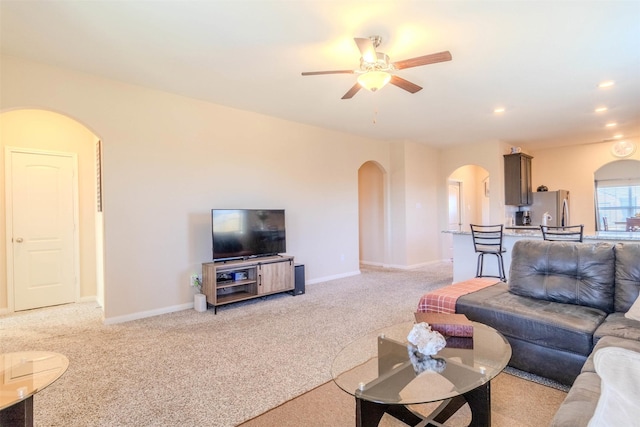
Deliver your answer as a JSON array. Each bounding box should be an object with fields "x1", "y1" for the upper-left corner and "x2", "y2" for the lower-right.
[{"x1": 202, "y1": 255, "x2": 295, "y2": 314}]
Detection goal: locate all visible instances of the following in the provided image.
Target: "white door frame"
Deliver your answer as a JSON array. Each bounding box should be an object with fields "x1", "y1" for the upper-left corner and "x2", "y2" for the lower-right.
[{"x1": 4, "y1": 146, "x2": 81, "y2": 312}]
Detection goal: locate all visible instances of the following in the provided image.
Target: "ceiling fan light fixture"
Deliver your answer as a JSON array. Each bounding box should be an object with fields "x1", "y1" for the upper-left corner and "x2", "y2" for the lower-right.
[{"x1": 357, "y1": 71, "x2": 391, "y2": 92}]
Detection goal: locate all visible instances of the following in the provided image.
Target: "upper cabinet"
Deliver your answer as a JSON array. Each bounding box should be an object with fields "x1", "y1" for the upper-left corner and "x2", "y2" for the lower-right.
[{"x1": 504, "y1": 153, "x2": 533, "y2": 206}]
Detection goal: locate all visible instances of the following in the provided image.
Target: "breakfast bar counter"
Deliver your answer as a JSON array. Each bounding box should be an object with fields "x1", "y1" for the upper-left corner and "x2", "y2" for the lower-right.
[{"x1": 445, "y1": 229, "x2": 640, "y2": 283}]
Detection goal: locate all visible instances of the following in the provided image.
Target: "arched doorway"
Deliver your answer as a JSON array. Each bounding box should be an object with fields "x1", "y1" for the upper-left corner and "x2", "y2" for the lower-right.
[
  {"x1": 358, "y1": 161, "x2": 387, "y2": 267},
  {"x1": 444, "y1": 164, "x2": 490, "y2": 259},
  {"x1": 1, "y1": 109, "x2": 104, "y2": 312}
]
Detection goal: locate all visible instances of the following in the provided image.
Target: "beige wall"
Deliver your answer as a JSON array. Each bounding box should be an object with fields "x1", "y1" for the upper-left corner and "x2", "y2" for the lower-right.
[
  {"x1": 0, "y1": 110, "x2": 99, "y2": 309},
  {"x1": 3, "y1": 54, "x2": 632, "y2": 322},
  {"x1": 1, "y1": 55, "x2": 414, "y2": 321},
  {"x1": 386, "y1": 141, "x2": 441, "y2": 268},
  {"x1": 439, "y1": 138, "x2": 640, "y2": 237},
  {"x1": 448, "y1": 164, "x2": 488, "y2": 230},
  {"x1": 530, "y1": 138, "x2": 640, "y2": 233},
  {"x1": 439, "y1": 140, "x2": 510, "y2": 227},
  {"x1": 403, "y1": 141, "x2": 441, "y2": 266}
]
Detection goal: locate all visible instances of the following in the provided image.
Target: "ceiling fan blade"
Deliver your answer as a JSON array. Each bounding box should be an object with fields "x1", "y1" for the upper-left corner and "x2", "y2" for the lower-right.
[
  {"x1": 389, "y1": 75, "x2": 423, "y2": 93},
  {"x1": 392, "y1": 51, "x2": 452, "y2": 70},
  {"x1": 301, "y1": 70, "x2": 355, "y2": 76},
  {"x1": 354, "y1": 37, "x2": 377, "y2": 63},
  {"x1": 341, "y1": 83, "x2": 362, "y2": 99}
]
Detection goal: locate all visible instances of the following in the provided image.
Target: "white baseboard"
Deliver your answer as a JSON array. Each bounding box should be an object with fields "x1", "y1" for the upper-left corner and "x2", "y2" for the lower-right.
[
  {"x1": 103, "y1": 302, "x2": 193, "y2": 325},
  {"x1": 102, "y1": 260, "x2": 449, "y2": 324},
  {"x1": 361, "y1": 259, "x2": 451, "y2": 270},
  {"x1": 359, "y1": 260, "x2": 385, "y2": 267},
  {"x1": 306, "y1": 270, "x2": 360, "y2": 285}
]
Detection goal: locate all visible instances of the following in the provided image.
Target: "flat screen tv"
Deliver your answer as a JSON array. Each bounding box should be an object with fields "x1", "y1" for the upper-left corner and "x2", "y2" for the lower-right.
[{"x1": 211, "y1": 209, "x2": 286, "y2": 261}]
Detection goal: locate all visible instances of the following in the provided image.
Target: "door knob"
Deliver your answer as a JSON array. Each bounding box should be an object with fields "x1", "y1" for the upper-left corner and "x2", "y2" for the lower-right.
[{"x1": 15, "y1": 237, "x2": 23, "y2": 243}]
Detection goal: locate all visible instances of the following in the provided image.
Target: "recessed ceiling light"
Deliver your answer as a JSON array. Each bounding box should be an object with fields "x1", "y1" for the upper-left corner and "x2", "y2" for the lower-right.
[
  {"x1": 598, "y1": 81, "x2": 615, "y2": 88},
  {"x1": 605, "y1": 122, "x2": 617, "y2": 128},
  {"x1": 613, "y1": 133, "x2": 624, "y2": 139},
  {"x1": 595, "y1": 106, "x2": 608, "y2": 113},
  {"x1": 493, "y1": 107, "x2": 505, "y2": 114}
]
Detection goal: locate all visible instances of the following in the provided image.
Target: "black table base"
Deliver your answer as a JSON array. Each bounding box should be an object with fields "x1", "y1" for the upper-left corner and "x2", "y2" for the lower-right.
[
  {"x1": 356, "y1": 381, "x2": 490, "y2": 427},
  {"x1": 0, "y1": 396, "x2": 34, "y2": 427}
]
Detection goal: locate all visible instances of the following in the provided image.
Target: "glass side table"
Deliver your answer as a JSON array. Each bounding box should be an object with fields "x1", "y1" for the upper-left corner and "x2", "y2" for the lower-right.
[
  {"x1": 0, "y1": 351, "x2": 69, "y2": 427},
  {"x1": 332, "y1": 322, "x2": 511, "y2": 426}
]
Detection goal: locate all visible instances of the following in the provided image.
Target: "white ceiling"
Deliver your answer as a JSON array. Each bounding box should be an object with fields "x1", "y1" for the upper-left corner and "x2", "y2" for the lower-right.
[{"x1": 1, "y1": 1, "x2": 639, "y2": 149}]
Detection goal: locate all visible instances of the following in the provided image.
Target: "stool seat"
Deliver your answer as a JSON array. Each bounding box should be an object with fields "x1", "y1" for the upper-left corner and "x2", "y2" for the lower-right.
[{"x1": 470, "y1": 224, "x2": 507, "y2": 282}]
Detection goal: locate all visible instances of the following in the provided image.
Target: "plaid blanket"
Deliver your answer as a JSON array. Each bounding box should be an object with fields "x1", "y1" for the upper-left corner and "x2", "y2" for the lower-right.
[{"x1": 417, "y1": 278, "x2": 500, "y2": 314}]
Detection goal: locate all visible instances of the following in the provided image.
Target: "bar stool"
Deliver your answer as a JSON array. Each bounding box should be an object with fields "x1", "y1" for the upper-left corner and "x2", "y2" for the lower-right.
[
  {"x1": 540, "y1": 225, "x2": 584, "y2": 242},
  {"x1": 470, "y1": 224, "x2": 507, "y2": 282}
]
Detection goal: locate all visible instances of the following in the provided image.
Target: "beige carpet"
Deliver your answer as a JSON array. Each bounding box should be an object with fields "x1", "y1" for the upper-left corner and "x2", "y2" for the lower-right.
[
  {"x1": 0, "y1": 262, "x2": 566, "y2": 426},
  {"x1": 239, "y1": 372, "x2": 567, "y2": 427}
]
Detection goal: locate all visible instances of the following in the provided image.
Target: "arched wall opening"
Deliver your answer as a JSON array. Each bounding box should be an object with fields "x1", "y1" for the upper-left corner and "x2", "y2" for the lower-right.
[
  {"x1": 593, "y1": 158, "x2": 640, "y2": 232},
  {"x1": 444, "y1": 164, "x2": 490, "y2": 259},
  {"x1": 358, "y1": 161, "x2": 387, "y2": 267},
  {"x1": 0, "y1": 108, "x2": 104, "y2": 313}
]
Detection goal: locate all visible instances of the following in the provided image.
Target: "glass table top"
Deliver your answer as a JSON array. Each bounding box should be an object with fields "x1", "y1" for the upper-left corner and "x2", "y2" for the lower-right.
[
  {"x1": 331, "y1": 322, "x2": 511, "y2": 405},
  {"x1": 1, "y1": 351, "x2": 69, "y2": 410}
]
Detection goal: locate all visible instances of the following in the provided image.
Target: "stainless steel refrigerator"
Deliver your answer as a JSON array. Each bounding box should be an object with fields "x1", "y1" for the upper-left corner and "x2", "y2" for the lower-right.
[{"x1": 530, "y1": 190, "x2": 570, "y2": 227}]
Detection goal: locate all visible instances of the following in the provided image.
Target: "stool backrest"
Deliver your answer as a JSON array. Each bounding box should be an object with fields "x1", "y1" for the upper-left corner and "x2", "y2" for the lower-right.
[
  {"x1": 540, "y1": 224, "x2": 584, "y2": 242},
  {"x1": 470, "y1": 224, "x2": 504, "y2": 253}
]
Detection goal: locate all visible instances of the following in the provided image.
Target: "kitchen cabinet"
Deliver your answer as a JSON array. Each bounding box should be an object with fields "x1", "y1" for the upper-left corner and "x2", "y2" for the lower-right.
[{"x1": 504, "y1": 153, "x2": 533, "y2": 206}]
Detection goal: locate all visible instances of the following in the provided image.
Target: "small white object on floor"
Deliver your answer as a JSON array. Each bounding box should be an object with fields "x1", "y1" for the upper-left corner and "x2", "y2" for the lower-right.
[{"x1": 194, "y1": 293, "x2": 207, "y2": 312}]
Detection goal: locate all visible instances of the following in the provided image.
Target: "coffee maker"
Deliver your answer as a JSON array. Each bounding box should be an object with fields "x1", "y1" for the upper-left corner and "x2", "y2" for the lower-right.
[{"x1": 515, "y1": 210, "x2": 532, "y2": 226}]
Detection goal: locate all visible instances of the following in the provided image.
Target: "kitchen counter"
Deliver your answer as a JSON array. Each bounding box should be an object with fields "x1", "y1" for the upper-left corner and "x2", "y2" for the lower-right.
[
  {"x1": 448, "y1": 229, "x2": 640, "y2": 241},
  {"x1": 444, "y1": 229, "x2": 640, "y2": 282}
]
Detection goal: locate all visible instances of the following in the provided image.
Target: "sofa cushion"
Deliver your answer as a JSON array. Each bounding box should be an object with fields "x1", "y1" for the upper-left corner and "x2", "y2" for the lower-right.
[
  {"x1": 626, "y1": 294, "x2": 640, "y2": 321},
  {"x1": 582, "y1": 335, "x2": 640, "y2": 374},
  {"x1": 508, "y1": 240, "x2": 616, "y2": 313},
  {"x1": 614, "y1": 243, "x2": 640, "y2": 313},
  {"x1": 592, "y1": 313, "x2": 640, "y2": 345},
  {"x1": 549, "y1": 372, "x2": 600, "y2": 427},
  {"x1": 456, "y1": 283, "x2": 606, "y2": 356},
  {"x1": 587, "y1": 347, "x2": 640, "y2": 427}
]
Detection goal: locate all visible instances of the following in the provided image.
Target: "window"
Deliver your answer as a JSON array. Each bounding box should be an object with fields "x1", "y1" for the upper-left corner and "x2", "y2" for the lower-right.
[
  {"x1": 595, "y1": 180, "x2": 640, "y2": 231},
  {"x1": 594, "y1": 159, "x2": 640, "y2": 231}
]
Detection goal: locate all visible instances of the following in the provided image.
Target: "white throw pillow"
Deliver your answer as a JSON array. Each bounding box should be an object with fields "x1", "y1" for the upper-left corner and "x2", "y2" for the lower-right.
[
  {"x1": 587, "y1": 347, "x2": 640, "y2": 427},
  {"x1": 625, "y1": 294, "x2": 640, "y2": 321}
]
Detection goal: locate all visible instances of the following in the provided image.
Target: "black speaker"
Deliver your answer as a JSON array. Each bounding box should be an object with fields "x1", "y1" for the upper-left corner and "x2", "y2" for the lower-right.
[{"x1": 294, "y1": 264, "x2": 305, "y2": 295}]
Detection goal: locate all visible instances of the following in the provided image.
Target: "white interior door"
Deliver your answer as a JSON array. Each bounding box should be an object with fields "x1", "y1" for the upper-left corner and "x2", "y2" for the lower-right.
[
  {"x1": 446, "y1": 181, "x2": 462, "y2": 261},
  {"x1": 448, "y1": 181, "x2": 462, "y2": 231},
  {"x1": 6, "y1": 149, "x2": 78, "y2": 311}
]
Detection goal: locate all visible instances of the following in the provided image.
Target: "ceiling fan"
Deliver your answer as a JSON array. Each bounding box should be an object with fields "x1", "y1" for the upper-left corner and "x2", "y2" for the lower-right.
[{"x1": 301, "y1": 36, "x2": 452, "y2": 99}]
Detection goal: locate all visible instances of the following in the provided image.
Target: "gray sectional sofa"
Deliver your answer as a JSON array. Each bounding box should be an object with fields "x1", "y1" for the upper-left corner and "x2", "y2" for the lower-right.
[{"x1": 453, "y1": 239, "x2": 640, "y2": 425}]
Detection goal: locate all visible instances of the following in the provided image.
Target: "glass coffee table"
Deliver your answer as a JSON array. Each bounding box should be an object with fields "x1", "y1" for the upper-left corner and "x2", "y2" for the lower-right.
[
  {"x1": 0, "y1": 351, "x2": 69, "y2": 427},
  {"x1": 332, "y1": 321, "x2": 511, "y2": 427}
]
